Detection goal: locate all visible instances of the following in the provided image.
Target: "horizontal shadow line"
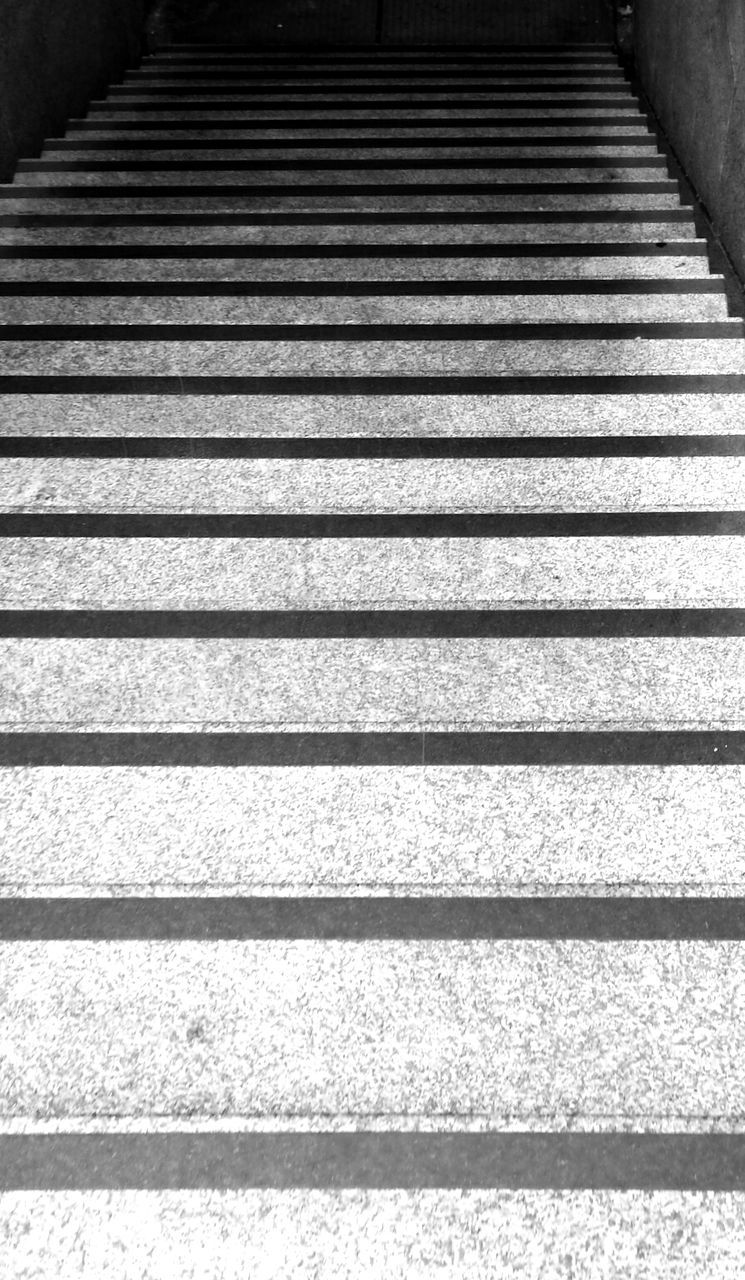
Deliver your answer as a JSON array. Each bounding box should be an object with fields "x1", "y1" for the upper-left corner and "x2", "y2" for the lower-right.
[
  {"x1": 19, "y1": 158, "x2": 667, "y2": 172},
  {"x1": 0, "y1": 512, "x2": 742, "y2": 536},
  {"x1": 2, "y1": 323, "x2": 737, "y2": 341},
  {"x1": 68, "y1": 115, "x2": 649, "y2": 129},
  {"x1": 0, "y1": 180, "x2": 678, "y2": 197},
  {"x1": 1, "y1": 437, "x2": 742, "y2": 458},
  {"x1": 0, "y1": 282, "x2": 719, "y2": 300},
  {"x1": 1, "y1": 375, "x2": 741, "y2": 394},
  {"x1": 89, "y1": 97, "x2": 638, "y2": 109},
  {"x1": 0, "y1": 731, "x2": 742, "y2": 766},
  {"x1": 46, "y1": 135, "x2": 660, "y2": 149},
  {"x1": 0, "y1": 243, "x2": 700, "y2": 262},
  {"x1": 0, "y1": 213, "x2": 697, "y2": 228},
  {"x1": 2, "y1": 610, "x2": 744, "y2": 639},
  {"x1": 3, "y1": 897, "x2": 745, "y2": 940},
  {"x1": 5, "y1": 1131, "x2": 745, "y2": 1189}
]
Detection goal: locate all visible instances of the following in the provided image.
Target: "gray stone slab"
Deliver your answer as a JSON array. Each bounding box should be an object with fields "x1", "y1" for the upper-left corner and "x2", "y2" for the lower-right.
[
  {"x1": 2, "y1": 392, "x2": 741, "y2": 438},
  {"x1": 0, "y1": 193, "x2": 683, "y2": 214},
  {"x1": 1, "y1": 637, "x2": 743, "y2": 730},
  {"x1": 0, "y1": 253, "x2": 709, "y2": 281},
  {"x1": 3, "y1": 338, "x2": 743, "y2": 377},
  {"x1": 3, "y1": 536, "x2": 740, "y2": 611},
  {"x1": 3, "y1": 765, "x2": 745, "y2": 896},
  {"x1": 2, "y1": 457, "x2": 742, "y2": 513},
  {"x1": 114, "y1": 79, "x2": 631, "y2": 95},
  {"x1": 123, "y1": 72, "x2": 627, "y2": 84},
  {"x1": 65, "y1": 124, "x2": 655, "y2": 140},
  {"x1": 43, "y1": 146, "x2": 662, "y2": 162},
  {"x1": 0, "y1": 222, "x2": 699, "y2": 244},
  {"x1": 0, "y1": 294, "x2": 727, "y2": 325},
  {"x1": 5, "y1": 1189, "x2": 745, "y2": 1278},
  {"x1": 13, "y1": 167, "x2": 673, "y2": 186},
  {"x1": 84, "y1": 106, "x2": 644, "y2": 120},
  {"x1": 4, "y1": 938, "x2": 745, "y2": 1115}
]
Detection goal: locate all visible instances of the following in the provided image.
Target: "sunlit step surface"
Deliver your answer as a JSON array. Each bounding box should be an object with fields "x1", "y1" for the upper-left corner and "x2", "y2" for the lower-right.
[
  {"x1": 2, "y1": 536, "x2": 743, "y2": 609},
  {"x1": 3, "y1": 765, "x2": 744, "y2": 896},
  {"x1": 2, "y1": 637, "x2": 744, "y2": 730},
  {"x1": 0, "y1": 293, "x2": 728, "y2": 323},
  {"x1": 1, "y1": 456, "x2": 743, "y2": 511}
]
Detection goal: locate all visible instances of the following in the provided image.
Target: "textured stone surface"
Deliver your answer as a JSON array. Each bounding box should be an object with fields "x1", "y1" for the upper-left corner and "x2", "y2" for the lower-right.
[
  {"x1": 2, "y1": 337, "x2": 743, "y2": 377},
  {"x1": 0, "y1": 191, "x2": 683, "y2": 215},
  {"x1": 2, "y1": 456, "x2": 742, "y2": 512},
  {"x1": 1, "y1": 637, "x2": 743, "y2": 731},
  {"x1": 0, "y1": 252, "x2": 709, "y2": 281},
  {"x1": 89, "y1": 106, "x2": 643, "y2": 121},
  {"x1": 4, "y1": 940, "x2": 745, "y2": 1117},
  {"x1": 635, "y1": 0, "x2": 745, "y2": 285},
  {"x1": 44, "y1": 146, "x2": 662, "y2": 163},
  {"x1": 3, "y1": 1189, "x2": 745, "y2": 1279},
  {"x1": 2, "y1": 536, "x2": 742, "y2": 610},
  {"x1": 4, "y1": 391, "x2": 741, "y2": 438},
  {"x1": 0, "y1": 293, "x2": 726, "y2": 323},
  {"x1": 3, "y1": 765, "x2": 745, "y2": 896},
  {"x1": 16, "y1": 165, "x2": 665, "y2": 187},
  {"x1": 0, "y1": 221, "x2": 699, "y2": 244}
]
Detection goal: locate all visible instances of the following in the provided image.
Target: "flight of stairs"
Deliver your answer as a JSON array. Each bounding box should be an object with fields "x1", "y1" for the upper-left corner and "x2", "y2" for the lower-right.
[{"x1": 2, "y1": 39, "x2": 745, "y2": 1276}]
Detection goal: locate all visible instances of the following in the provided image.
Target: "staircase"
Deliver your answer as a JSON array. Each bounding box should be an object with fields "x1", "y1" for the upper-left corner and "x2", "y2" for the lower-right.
[{"x1": 2, "y1": 40, "x2": 745, "y2": 1275}]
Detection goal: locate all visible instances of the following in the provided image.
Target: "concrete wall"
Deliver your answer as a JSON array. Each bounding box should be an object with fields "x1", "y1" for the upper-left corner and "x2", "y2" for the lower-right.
[
  {"x1": 0, "y1": 0, "x2": 146, "y2": 181},
  {"x1": 634, "y1": 0, "x2": 745, "y2": 282}
]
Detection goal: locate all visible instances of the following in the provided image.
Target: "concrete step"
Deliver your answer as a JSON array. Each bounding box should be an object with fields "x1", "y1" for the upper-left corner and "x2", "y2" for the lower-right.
[
  {"x1": 1, "y1": 456, "x2": 742, "y2": 512},
  {"x1": 100, "y1": 89, "x2": 639, "y2": 104},
  {"x1": 1, "y1": 635, "x2": 743, "y2": 730},
  {"x1": 0, "y1": 221, "x2": 701, "y2": 243},
  {"x1": 0, "y1": 193, "x2": 687, "y2": 213},
  {"x1": 0, "y1": 1190, "x2": 741, "y2": 1276},
  {"x1": 3, "y1": 336, "x2": 743, "y2": 377},
  {"x1": 5, "y1": 390, "x2": 743, "y2": 438},
  {"x1": 62, "y1": 123, "x2": 656, "y2": 138},
  {"x1": 13, "y1": 166, "x2": 671, "y2": 185},
  {"x1": 38, "y1": 146, "x2": 664, "y2": 161},
  {"x1": 0, "y1": 292, "x2": 728, "y2": 324},
  {"x1": 121, "y1": 71, "x2": 630, "y2": 85},
  {"x1": 0, "y1": 254, "x2": 709, "y2": 281},
  {"x1": 2, "y1": 536, "x2": 741, "y2": 610},
  {"x1": 82, "y1": 105, "x2": 645, "y2": 120},
  {"x1": 3, "y1": 764, "x2": 744, "y2": 897},
  {"x1": 3, "y1": 937, "x2": 745, "y2": 1113}
]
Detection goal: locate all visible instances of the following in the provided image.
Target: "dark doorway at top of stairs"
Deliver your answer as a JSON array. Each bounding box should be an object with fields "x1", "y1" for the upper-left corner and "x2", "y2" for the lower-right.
[{"x1": 158, "y1": 0, "x2": 613, "y2": 46}]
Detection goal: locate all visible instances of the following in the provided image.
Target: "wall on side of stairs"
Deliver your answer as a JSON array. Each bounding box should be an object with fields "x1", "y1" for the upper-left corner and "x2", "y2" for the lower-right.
[
  {"x1": 634, "y1": 0, "x2": 745, "y2": 282},
  {"x1": 0, "y1": 0, "x2": 146, "y2": 181}
]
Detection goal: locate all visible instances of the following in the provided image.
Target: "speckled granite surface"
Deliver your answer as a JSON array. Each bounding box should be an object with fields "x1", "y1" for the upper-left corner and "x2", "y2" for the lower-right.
[
  {"x1": 1, "y1": 637, "x2": 743, "y2": 731},
  {"x1": 0, "y1": 253, "x2": 709, "y2": 282},
  {"x1": 1, "y1": 294, "x2": 726, "y2": 323},
  {"x1": 2, "y1": 338, "x2": 743, "y2": 377},
  {"x1": 2, "y1": 765, "x2": 743, "y2": 896},
  {"x1": 2, "y1": 392, "x2": 740, "y2": 437},
  {"x1": 1, "y1": 456, "x2": 740, "y2": 513},
  {"x1": 2, "y1": 1189, "x2": 745, "y2": 1278},
  {"x1": 2, "y1": 536, "x2": 741, "y2": 609},
  {"x1": 4, "y1": 940, "x2": 745, "y2": 1117}
]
